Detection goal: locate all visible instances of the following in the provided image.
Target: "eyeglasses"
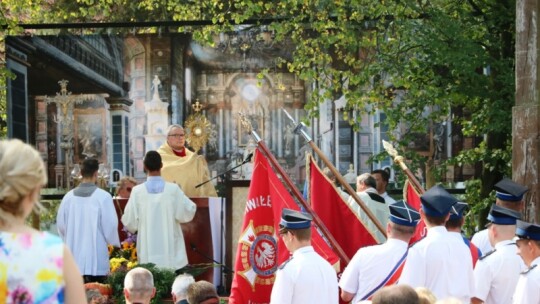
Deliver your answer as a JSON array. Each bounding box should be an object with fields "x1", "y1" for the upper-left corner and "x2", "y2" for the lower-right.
[{"x1": 168, "y1": 134, "x2": 185, "y2": 138}]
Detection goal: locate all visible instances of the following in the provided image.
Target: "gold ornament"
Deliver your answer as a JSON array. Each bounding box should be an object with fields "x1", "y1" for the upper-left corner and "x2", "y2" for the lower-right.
[{"x1": 185, "y1": 100, "x2": 213, "y2": 153}]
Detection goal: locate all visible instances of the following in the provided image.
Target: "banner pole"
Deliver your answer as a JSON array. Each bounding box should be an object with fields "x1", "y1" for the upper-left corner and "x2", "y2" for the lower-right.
[
  {"x1": 281, "y1": 108, "x2": 387, "y2": 238},
  {"x1": 382, "y1": 140, "x2": 426, "y2": 195},
  {"x1": 239, "y1": 113, "x2": 350, "y2": 264}
]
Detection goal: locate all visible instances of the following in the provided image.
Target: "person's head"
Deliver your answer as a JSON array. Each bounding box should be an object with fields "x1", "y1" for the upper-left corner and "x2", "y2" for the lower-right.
[
  {"x1": 124, "y1": 267, "x2": 156, "y2": 304},
  {"x1": 493, "y1": 178, "x2": 528, "y2": 212},
  {"x1": 81, "y1": 158, "x2": 99, "y2": 180},
  {"x1": 485, "y1": 204, "x2": 521, "y2": 246},
  {"x1": 86, "y1": 288, "x2": 106, "y2": 304},
  {"x1": 117, "y1": 176, "x2": 138, "y2": 199},
  {"x1": 419, "y1": 185, "x2": 457, "y2": 227},
  {"x1": 371, "y1": 169, "x2": 390, "y2": 194},
  {"x1": 415, "y1": 287, "x2": 437, "y2": 304},
  {"x1": 279, "y1": 208, "x2": 312, "y2": 252},
  {"x1": 356, "y1": 173, "x2": 376, "y2": 192},
  {"x1": 167, "y1": 124, "x2": 186, "y2": 151},
  {"x1": 387, "y1": 200, "x2": 419, "y2": 242},
  {"x1": 514, "y1": 220, "x2": 540, "y2": 266},
  {"x1": 322, "y1": 167, "x2": 336, "y2": 183},
  {"x1": 445, "y1": 201, "x2": 468, "y2": 232},
  {"x1": 186, "y1": 280, "x2": 219, "y2": 304},
  {"x1": 371, "y1": 284, "x2": 420, "y2": 304},
  {"x1": 0, "y1": 139, "x2": 47, "y2": 224},
  {"x1": 171, "y1": 274, "x2": 195, "y2": 303},
  {"x1": 143, "y1": 151, "x2": 163, "y2": 173}
]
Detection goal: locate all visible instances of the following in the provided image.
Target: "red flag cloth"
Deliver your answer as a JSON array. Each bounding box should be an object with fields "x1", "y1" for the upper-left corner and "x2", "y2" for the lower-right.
[
  {"x1": 307, "y1": 154, "x2": 378, "y2": 265},
  {"x1": 228, "y1": 150, "x2": 339, "y2": 304},
  {"x1": 405, "y1": 180, "x2": 426, "y2": 244}
]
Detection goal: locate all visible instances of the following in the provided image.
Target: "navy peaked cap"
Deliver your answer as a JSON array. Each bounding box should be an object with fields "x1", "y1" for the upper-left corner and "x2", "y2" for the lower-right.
[
  {"x1": 420, "y1": 185, "x2": 458, "y2": 217},
  {"x1": 280, "y1": 208, "x2": 312, "y2": 230},
  {"x1": 389, "y1": 200, "x2": 420, "y2": 227},
  {"x1": 487, "y1": 204, "x2": 521, "y2": 225},
  {"x1": 450, "y1": 201, "x2": 469, "y2": 220},
  {"x1": 516, "y1": 220, "x2": 540, "y2": 241},
  {"x1": 494, "y1": 178, "x2": 528, "y2": 202}
]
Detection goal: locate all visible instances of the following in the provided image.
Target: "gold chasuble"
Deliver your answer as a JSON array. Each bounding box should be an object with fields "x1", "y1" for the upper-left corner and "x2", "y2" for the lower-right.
[{"x1": 157, "y1": 143, "x2": 218, "y2": 197}]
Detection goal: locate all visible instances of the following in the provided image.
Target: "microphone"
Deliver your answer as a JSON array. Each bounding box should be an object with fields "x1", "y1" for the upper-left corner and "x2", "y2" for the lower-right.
[{"x1": 243, "y1": 152, "x2": 254, "y2": 163}]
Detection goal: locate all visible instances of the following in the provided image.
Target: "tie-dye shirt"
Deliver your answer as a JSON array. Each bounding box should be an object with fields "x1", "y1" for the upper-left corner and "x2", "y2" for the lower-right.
[{"x1": 0, "y1": 231, "x2": 65, "y2": 303}]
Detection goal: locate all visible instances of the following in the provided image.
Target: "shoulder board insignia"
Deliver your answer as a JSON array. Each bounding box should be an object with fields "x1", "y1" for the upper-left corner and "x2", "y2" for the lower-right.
[
  {"x1": 479, "y1": 249, "x2": 497, "y2": 260},
  {"x1": 521, "y1": 264, "x2": 537, "y2": 275},
  {"x1": 278, "y1": 257, "x2": 293, "y2": 270}
]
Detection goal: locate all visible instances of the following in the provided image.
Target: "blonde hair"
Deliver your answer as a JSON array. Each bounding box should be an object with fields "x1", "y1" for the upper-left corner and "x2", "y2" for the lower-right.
[
  {"x1": 124, "y1": 267, "x2": 154, "y2": 299},
  {"x1": 0, "y1": 139, "x2": 47, "y2": 222},
  {"x1": 415, "y1": 287, "x2": 437, "y2": 304},
  {"x1": 118, "y1": 176, "x2": 138, "y2": 188}
]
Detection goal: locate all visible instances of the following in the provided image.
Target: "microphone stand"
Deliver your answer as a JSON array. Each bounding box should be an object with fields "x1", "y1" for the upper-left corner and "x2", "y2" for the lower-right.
[
  {"x1": 190, "y1": 243, "x2": 234, "y2": 295},
  {"x1": 195, "y1": 153, "x2": 253, "y2": 188}
]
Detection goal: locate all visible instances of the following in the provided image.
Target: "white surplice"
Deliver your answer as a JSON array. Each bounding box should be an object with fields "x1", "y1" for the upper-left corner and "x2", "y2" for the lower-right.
[
  {"x1": 122, "y1": 180, "x2": 196, "y2": 270},
  {"x1": 57, "y1": 187, "x2": 120, "y2": 276}
]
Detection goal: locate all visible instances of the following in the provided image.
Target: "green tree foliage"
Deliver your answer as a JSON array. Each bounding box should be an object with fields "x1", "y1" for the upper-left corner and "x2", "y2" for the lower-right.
[{"x1": 1, "y1": 0, "x2": 515, "y2": 225}]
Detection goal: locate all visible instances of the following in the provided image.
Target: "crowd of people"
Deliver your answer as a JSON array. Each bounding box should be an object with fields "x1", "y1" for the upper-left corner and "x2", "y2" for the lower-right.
[{"x1": 1, "y1": 126, "x2": 540, "y2": 303}]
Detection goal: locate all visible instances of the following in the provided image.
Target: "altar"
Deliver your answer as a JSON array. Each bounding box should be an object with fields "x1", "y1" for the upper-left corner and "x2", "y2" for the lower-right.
[{"x1": 114, "y1": 196, "x2": 224, "y2": 286}]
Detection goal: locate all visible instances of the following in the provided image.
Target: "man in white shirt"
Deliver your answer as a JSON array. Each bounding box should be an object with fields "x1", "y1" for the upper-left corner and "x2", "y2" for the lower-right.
[
  {"x1": 446, "y1": 202, "x2": 482, "y2": 268},
  {"x1": 472, "y1": 178, "x2": 528, "y2": 254},
  {"x1": 512, "y1": 221, "x2": 540, "y2": 304},
  {"x1": 399, "y1": 185, "x2": 474, "y2": 303},
  {"x1": 122, "y1": 151, "x2": 197, "y2": 270},
  {"x1": 472, "y1": 205, "x2": 523, "y2": 304},
  {"x1": 372, "y1": 169, "x2": 396, "y2": 205},
  {"x1": 124, "y1": 267, "x2": 156, "y2": 304},
  {"x1": 340, "y1": 200, "x2": 420, "y2": 303},
  {"x1": 349, "y1": 173, "x2": 388, "y2": 243},
  {"x1": 57, "y1": 158, "x2": 120, "y2": 283},
  {"x1": 270, "y1": 208, "x2": 338, "y2": 304}
]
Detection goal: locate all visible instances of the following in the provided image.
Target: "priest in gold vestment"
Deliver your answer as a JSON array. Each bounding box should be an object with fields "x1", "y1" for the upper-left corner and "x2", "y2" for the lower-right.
[{"x1": 157, "y1": 124, "x2": 218, "y2": 197}]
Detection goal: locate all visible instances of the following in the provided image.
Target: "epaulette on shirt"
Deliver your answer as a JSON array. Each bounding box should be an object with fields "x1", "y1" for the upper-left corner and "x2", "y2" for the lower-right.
[
  {"x1": 521, "y1": 264, "x2": 537, "y2": 275},
  {"x1": 479, "y1": 249, "x2": 497, "y2": 261},
  {"x1": 279, "y1": 257, "x2": 293, "y2": 270}
]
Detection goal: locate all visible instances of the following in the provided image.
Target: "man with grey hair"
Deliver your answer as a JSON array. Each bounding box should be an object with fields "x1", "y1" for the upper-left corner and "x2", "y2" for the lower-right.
[
  {"x1": 157, "y1": 124, "x2": 217, "y2": 197},
  {"x1": 171, "y1": 274, "x2": 195, "y2": 304},
  {"x1": 347, "y1": 173, "x2": 389, "y2": 242},
  {"x1": 123, "y1": 267, "x2": 156, "y2": 304}
]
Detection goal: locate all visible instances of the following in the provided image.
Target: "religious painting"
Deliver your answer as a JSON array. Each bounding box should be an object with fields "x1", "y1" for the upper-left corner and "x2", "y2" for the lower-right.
[{"x1": 73, "y1": 108, "x2": 107, "y2": 164}]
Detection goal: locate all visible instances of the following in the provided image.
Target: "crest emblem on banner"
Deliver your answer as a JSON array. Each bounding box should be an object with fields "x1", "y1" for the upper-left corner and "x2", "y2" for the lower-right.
[{"x1": 237, "y1": 220, "x2": 277, "y2": 290}]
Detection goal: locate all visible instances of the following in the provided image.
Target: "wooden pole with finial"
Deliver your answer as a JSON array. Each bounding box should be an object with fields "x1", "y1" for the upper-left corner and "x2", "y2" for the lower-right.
[
  {"x1": 281, "y1": 108, "x2": 387, "y2": 238},
  {"x1": 238, "y1": 112, "x2": 350, "y2": 264},
  {"x1": 382, "y1": 140, "x2": 425, "y2": 195}
]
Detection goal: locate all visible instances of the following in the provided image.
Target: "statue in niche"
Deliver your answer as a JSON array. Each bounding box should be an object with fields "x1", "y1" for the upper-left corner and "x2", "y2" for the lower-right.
[
  {"x1": 150, "y1": 75, "x2": 161, "y2": 101},
  {"x1": 284, "y1": 124, "x2": 294, "y2": 155}
]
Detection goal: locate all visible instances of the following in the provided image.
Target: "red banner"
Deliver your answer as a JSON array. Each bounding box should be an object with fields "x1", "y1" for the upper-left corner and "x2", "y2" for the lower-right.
[
  {"x1": 307, "y1": 154, "x2": 378, "y2": 266},
  {"x1": 405, "y1": 180, "x2": 426, "y2": 244},
  {"x1": 228, "y1": 150, "x2": 339, "y2": 304}
]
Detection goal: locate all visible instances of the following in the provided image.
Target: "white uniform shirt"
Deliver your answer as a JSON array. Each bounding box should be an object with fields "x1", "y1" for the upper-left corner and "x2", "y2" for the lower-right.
[
  {"x1": 381, "y1": 192, "x2": 396, "y2": 205},
  {"x1": 57, "y1": 187, "x2": 120, "y2": 276},
  {"x1": 270, "y1": 246, "x2": 338, "y2": 304},
  {"x1": 340, "y1": 238, "x2": 408, "y2": 303},
  {"x1": 472, "y1": 229, "x2": 493, "y2": 255},
  {"x1": 512, "y1": 256, "x2": 540, "y2": 304},
  {"x1": 122, "y1": 179, "x2": 197, "y2": 269},
  {"x1": 399, "y1": 226, "x2": 474, "y2": 303},
  {"x1": 473, "y1": 240, "x2": 524, "y2": 304}
]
